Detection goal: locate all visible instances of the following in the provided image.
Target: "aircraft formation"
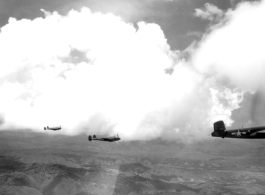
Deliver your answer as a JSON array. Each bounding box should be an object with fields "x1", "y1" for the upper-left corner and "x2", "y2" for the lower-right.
[
  {"x1": 43, "y1": 120, "x2": 265, "y2": 141},
  {"x1": 43, "y1": 125, "x2": 121, "y2": 142}
]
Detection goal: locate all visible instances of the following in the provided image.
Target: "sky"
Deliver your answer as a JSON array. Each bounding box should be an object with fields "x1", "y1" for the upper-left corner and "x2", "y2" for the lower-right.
[
  {"x1": 0, "y1": 0, "x2": 264, "y2": 141},
  {"x1": 0, "y1": 0, "x2": 241, "y2": 50}
]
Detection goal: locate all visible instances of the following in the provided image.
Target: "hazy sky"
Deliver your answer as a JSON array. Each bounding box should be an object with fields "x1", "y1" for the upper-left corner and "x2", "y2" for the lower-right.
[{"x1": 0, "y1": 0, "x2": 264, "y2": 141}]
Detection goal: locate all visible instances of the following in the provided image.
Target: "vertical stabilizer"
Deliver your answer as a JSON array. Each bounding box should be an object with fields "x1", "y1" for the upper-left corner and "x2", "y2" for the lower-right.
[
  {"x1": 212, "y1": 120, "x2": 226, "y2": 138},
  {"x1": 214, "y1": 121, "x2": 226, "y2": 131}
]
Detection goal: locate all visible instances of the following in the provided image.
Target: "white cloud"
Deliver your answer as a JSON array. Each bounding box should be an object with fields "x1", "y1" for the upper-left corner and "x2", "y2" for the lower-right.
[
  {"x1": 192, "y1": 0, "x2": 265, "y2": 128},
  {"x1": 0, "y1": 6, "x2": 248, "y2": 141},
  {"x1": 193, "y1": 0, "x2": 265, "y2": 92},
  {"x1": 194, "y1": 3, "x2": 224, "y2": 22}
]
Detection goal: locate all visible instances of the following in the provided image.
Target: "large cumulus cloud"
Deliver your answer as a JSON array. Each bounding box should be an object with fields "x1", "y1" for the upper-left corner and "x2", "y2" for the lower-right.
[
  {"x1": 193, "y1": 0, "x2": 265, "y2": 128},
  {"x1": 193, "y1": 1, "x2": 265, "y2": 92},
  {"x1": 0, "y1": 6, "x2": 249, "y2": 141}
]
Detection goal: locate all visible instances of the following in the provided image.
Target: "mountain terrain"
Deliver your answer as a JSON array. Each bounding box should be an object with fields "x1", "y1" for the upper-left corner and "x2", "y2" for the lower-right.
[{"x1": 1, "y1": 130, "x2": 265, "y2": 195}]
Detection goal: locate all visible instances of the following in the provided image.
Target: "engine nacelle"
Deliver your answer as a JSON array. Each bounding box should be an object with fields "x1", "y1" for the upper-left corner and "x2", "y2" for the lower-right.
[{"x1": 88, "y1": 136, "x2": 92, "y2": 141}]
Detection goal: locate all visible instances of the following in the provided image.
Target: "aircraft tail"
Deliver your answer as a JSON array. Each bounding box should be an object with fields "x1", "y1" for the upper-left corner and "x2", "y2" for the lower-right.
[
  {"x1": 212, "y1": 120, "x2": 226, "y2": 137},
  {"x1": 214, "y1": 121, "x2": 226, "y2": 131},
  {"x1": 88, "y1": 135, "x2": 92, "y2": 141}
]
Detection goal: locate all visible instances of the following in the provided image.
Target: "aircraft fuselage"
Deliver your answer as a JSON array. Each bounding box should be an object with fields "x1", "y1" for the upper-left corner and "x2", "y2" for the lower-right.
[{"x1": 212, "y1": 126, "x2": 265, "y2": 139}]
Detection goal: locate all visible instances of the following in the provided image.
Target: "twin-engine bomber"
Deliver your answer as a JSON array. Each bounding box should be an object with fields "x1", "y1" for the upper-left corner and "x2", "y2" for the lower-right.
[
  {"x1": 212, "y1": 120, "x2": 265, "y2": 139},
  {"x1": 88, "y1": 134, "x2": 120, "y2": 142},
  {"x1": 44, "y1": 126, "x2": 61, "y2": 131}
]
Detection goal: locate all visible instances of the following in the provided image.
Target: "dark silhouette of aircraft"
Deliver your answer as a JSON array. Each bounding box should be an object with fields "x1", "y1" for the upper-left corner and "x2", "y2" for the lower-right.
[
  {"x1": 44, "y1": 126, "x2": 61, "y2": 131},
  {"x1": 212, "y1": 120, "x2": 265, "y2": 139},
  {"x1": 88, "y1": 134, "x2": 120, "y2": 142}
]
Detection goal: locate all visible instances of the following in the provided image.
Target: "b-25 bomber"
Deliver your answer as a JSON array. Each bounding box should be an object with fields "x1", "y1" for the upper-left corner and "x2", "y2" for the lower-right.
[
  {"x1": 44, "y1": 126, "x2": 61, "y2": 131},
  {"x1": 88, "y1": 134, "x2": 120, "y2": 142},
  {"x1": 212, "y1": 120, "x2": 265, "y2": 139}
]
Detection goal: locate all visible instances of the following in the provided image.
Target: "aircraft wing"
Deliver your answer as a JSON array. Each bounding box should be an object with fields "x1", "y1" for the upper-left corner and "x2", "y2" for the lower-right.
[
  {"x1": 88, "y1": 135, "x2": 120, "y2": 142},
  {"x1": 97, "y1": 138, "x2": 114, "y2": 142},
  {"x1": 44, "y1": 126, "x2": 61, "y2": 131}
]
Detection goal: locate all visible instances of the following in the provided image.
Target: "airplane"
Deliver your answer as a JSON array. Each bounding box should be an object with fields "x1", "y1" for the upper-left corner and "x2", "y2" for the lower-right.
[
  {"x1": 88, "y1": 134, "x2": 120, "y2": 142},
  {"x1": 211, "y1": 120, "x2": 265, "y2": 139},
  {"x1": 44, "y1": 126, "x2": 61, "y2": 131}
]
